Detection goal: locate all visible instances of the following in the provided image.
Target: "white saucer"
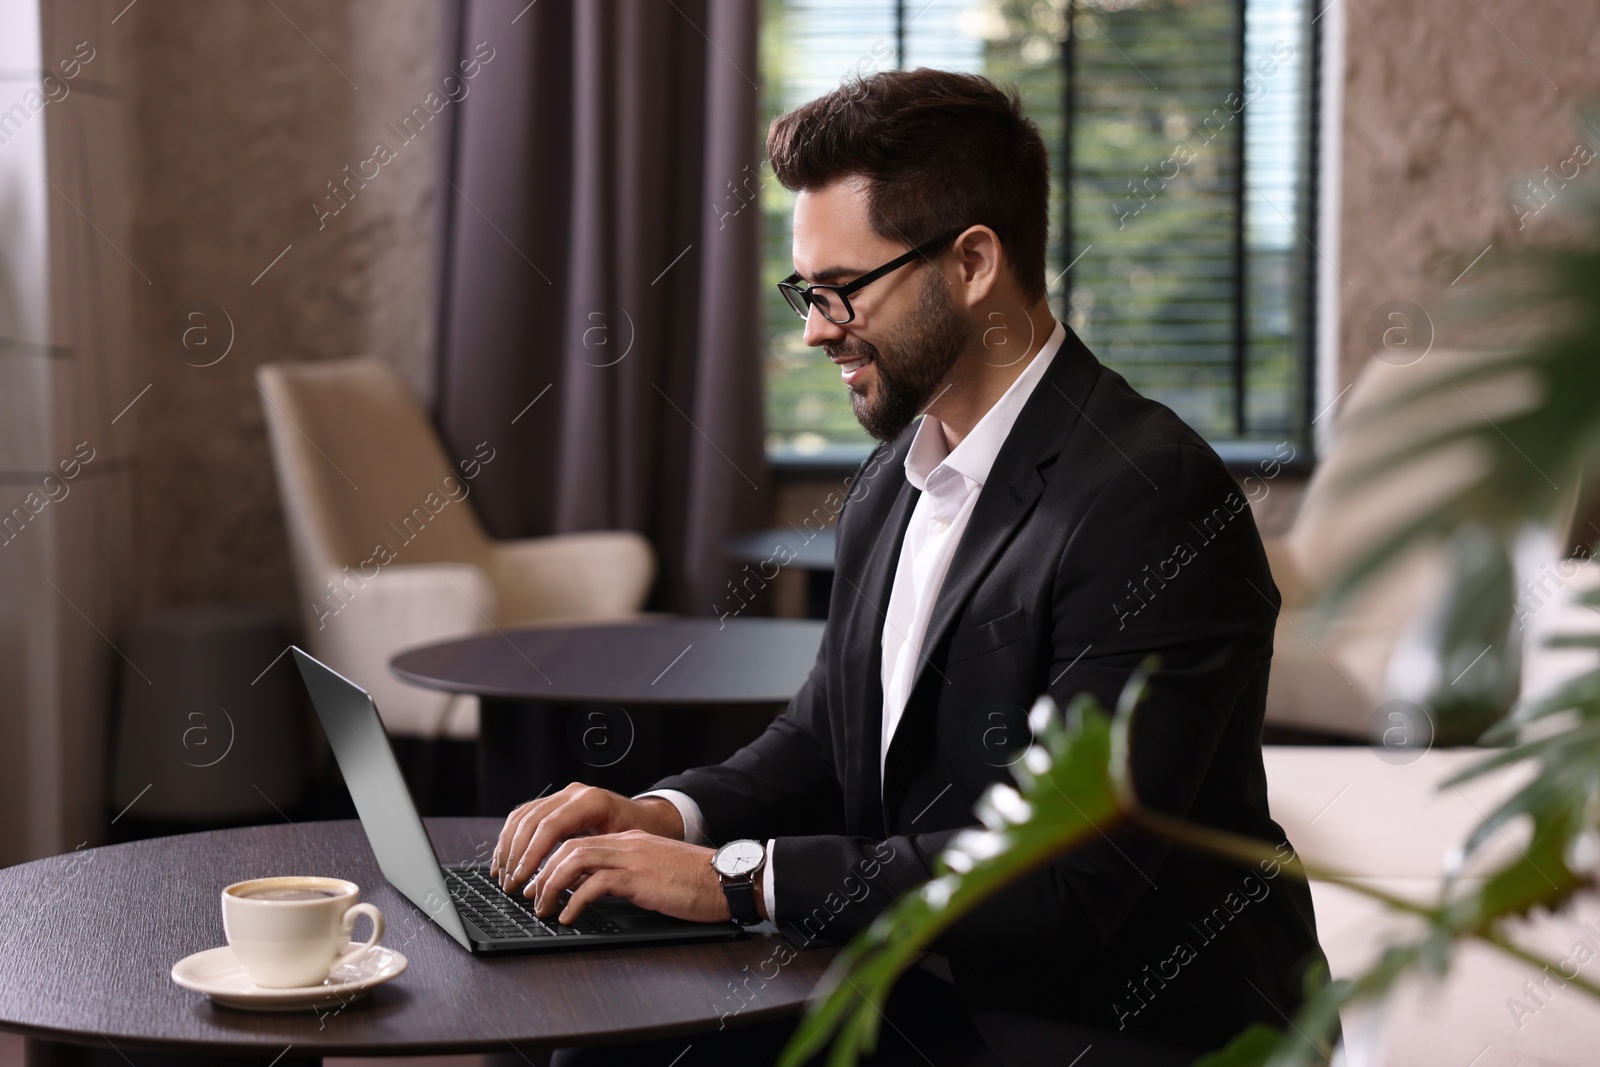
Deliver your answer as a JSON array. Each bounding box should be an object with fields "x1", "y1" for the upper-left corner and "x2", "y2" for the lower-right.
[{"x1": 170, "y1": 941, "x2": 407, "y2": 1012}]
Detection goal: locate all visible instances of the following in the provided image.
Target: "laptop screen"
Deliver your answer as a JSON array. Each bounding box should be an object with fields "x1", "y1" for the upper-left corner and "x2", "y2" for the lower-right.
[{"x1": 291, "y1": 647, "x2": 473, "y2": 948}]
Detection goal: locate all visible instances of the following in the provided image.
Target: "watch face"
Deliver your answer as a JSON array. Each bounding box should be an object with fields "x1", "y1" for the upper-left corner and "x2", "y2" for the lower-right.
[{"x1": 715, "y1": 839, "x2": 764, "y2": 877}]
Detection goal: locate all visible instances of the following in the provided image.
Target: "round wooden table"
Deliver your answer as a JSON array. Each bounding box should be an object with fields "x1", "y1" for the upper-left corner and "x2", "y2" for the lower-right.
[
  {"x1": 391, "y1": 618, "x2": 826, "y2": 814},
  {"x1": 0, "y1": 819, "x2": 836, "y2": 1065},
  {"x1": 725, "y1": 528, "x2": 838, "y2": 619}
]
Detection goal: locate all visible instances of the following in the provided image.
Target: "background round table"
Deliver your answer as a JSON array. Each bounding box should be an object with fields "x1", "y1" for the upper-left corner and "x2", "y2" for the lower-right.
[
  {"x1": 725, "y1": 528, "x2": 838, "y2": 619},
  {"x1": 391, "y1": 618, "x2": 826, "y2": 813},
  {"x1": 0, "y1": 819, "x2": 837, "y2": 1065}
]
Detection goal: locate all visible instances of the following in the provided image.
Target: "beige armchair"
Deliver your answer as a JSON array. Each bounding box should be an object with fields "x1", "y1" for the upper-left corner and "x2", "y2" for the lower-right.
[
  {"x1": 257, "y1": 357, "x2": 655, "y2": 739},
  {"x1": 1263, "y1": 350, "x2": 1583, "y2": 738}
]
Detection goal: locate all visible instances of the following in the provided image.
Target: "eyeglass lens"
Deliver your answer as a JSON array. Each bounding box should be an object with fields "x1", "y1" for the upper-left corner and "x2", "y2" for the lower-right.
[{"x1": 785, "y1": 285, "x2": 846, "y2": 323}]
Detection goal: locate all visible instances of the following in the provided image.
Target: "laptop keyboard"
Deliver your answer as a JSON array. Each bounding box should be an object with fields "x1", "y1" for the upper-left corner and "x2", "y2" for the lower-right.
[{"x1": 444, "y1": 866, "x2": 623, "y2": 940}]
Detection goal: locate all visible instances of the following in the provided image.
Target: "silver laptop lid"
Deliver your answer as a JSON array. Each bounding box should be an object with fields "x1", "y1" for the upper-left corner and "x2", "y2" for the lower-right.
[{"x1": 290, "y1": 646, "x2": 473, "y2": 948}]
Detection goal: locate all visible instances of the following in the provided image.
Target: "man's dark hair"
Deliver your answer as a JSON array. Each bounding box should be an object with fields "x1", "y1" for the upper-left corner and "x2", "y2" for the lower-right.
[{"x1": 766, "y1": 68, "x2": 1050, "y2": 303}]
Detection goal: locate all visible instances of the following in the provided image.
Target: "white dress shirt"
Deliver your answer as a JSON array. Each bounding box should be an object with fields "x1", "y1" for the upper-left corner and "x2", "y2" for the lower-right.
[{"x1": 639, "y1": 318, "x2": 1067, "y2": 957}]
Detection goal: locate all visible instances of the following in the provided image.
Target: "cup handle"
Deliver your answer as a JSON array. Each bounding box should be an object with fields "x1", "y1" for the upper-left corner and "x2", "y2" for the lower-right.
[{"x1": 334, "y1": 902, "x2": 385, "y2": 969}]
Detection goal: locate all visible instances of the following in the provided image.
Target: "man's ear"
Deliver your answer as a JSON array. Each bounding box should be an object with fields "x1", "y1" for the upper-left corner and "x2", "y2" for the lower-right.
[{"x1": 951, "y1": 225, "x2": 1003, "y2": 309}]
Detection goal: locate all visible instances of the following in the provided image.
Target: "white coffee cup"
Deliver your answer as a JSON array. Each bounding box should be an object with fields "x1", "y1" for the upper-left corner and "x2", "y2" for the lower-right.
[{"x1": 221, "y1": 876, "x2": 385, "y2": 988}]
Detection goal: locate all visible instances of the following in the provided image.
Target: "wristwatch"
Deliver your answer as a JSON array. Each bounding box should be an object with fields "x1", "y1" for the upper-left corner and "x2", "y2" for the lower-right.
[{"x1": 711, "y1": 839, "x2": 766, "y2": 926}]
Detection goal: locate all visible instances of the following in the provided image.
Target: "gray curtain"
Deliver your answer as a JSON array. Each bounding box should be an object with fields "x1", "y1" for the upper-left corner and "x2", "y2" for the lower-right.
[{"x1": 435, "y1": 0, "x2": 770, "y2": 615}]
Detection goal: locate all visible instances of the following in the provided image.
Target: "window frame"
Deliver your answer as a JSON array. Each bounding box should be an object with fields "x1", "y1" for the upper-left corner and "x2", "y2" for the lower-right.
[{"x1": 762, "y1": 0, "x2": 1321, "y2": 479}]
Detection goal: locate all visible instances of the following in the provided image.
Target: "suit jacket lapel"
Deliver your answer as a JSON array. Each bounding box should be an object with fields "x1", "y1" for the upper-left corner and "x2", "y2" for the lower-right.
[
  {"x1": 834, "y1": 438, "x2": 920, "y2": 836},
  {"x1": 883, "y1": 329, "x2": 1104, "y2": 788}
]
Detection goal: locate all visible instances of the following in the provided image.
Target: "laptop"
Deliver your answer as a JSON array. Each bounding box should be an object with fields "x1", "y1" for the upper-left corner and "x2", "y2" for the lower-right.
[{"x1": 291, "y1": 646, "x2": 746, "y2": 954}]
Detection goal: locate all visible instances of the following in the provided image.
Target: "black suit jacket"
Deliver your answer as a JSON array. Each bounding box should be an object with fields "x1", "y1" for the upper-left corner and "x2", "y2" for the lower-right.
[{"x1": 651, "y1": 326, "x2": 1327, "y2": 1059}]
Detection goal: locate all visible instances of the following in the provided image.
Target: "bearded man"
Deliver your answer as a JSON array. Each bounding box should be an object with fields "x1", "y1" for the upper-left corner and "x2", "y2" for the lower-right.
[{"x1": 493, "y1": 67, "x2": 1329, "y2": 1067}]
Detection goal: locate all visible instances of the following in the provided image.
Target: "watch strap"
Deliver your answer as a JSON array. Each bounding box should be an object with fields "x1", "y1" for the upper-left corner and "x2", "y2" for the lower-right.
[{"x1": 721, "y1": 876, "x2": 761, "y2": 926}]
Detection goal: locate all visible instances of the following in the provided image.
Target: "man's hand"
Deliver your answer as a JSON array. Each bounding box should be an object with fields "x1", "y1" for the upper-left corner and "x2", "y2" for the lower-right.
[
  {"x1": 490, "y1": 783, "x2": 684, "y2": 892},
  {"x1": 527, "y1": 829, "x2": 766, "y2": 926}
]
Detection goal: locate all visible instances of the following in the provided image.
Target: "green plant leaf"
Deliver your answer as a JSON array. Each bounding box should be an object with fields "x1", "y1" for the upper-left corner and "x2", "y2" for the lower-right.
[
  {"x1": 776, "y1": 664, "x2": 1149, "y2": 1067},
  {"x1": 1382, "y1": 524, "x2": 1522, "y2": 746},
  {"x1": 1190, "y1": 1023, "x2": 1285, "y2": 1067}
]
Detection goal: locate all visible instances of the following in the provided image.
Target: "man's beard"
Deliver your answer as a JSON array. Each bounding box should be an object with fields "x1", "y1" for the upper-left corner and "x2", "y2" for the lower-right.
[{"x1": 828, "y1": 269, "x2": 971, "y2": 443}]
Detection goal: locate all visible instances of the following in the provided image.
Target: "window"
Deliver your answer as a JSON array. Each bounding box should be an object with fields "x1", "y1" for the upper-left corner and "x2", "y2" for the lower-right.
[{"x1": 759, "y1": 0, "x2": 1317, "y2": 465}]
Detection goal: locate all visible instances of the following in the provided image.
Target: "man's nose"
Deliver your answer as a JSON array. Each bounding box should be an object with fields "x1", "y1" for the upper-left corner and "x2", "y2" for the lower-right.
[{"x1": 802, "y1": 304, "x2": 847, "y2": 348}]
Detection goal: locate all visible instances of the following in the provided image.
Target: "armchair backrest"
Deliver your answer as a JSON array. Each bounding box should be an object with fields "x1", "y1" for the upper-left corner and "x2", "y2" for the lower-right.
[
  {"x1": 256, "y1": 358, "x2": 493, "y2": 611},
  {"x1": 1287, "y1": 350, "x2": 1527, "y2": 593}
]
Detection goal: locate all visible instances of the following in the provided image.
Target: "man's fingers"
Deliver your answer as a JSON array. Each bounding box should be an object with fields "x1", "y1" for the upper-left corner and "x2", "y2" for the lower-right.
[
  {"x1": 503, "y1": 804, "x2": 552, "y2": 884},
  {"x1": 508, "y1": 787, "x2": 620, "y2": 887},
  {"x1": 492, "y1": 800, "x2": 535, "y2": 877},
  {"x1": 497, "y1": 801, "x2": 549, "y2": 886},
  {"x1": 509, "y1": 803, "x2": 585, "y2": 887},
  {"x1": 558, "y1": 868, "x2": 625, "y2": 925},
  {"x1": 500, "y1": 784, "x2": 589, "y2": 888},
  {"x1": 491, "y1": 798, "x2": 541, "y2": 876},
  {"x1": 498, "y1": 787, "x2": 571, "y2": 871},
  {"x1": 497, "y1": 784, "x2": 635, "y2": 891},
  {"x1": 527, "y1": 837, "x2": 590, "y2": 908},
  {"x1": 529, "y1": 839, "x2": 624, "y2": 914}
]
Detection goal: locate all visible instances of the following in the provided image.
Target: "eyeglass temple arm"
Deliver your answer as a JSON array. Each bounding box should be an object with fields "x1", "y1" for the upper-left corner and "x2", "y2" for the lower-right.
[{"x1": 781, "y1": 227, "x2": 962, "y2": 294}]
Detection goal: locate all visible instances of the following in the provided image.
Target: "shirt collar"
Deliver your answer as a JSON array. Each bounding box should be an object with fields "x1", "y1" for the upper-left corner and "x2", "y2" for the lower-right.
[{"x1": 904, "y1": 317, "x2": 1066, "y2": 493}]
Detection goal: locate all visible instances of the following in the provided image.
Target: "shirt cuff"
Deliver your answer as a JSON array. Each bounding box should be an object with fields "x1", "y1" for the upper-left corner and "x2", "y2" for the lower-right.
[
  {"x1": 631, "y1": 789, "x2": 708, "y2": 845},
  {"x1": 762, "y1": 838, "x2": 777, "y2": 924}
]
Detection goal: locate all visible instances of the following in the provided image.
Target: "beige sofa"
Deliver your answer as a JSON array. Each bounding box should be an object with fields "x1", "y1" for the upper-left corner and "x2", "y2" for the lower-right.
[
  {"x1": 1265, "y1": 557, "x2": 1600, "y2": 1067},
  {"x1": 1266, "y1": 743, "x2": 1600, "y2": 1066}
]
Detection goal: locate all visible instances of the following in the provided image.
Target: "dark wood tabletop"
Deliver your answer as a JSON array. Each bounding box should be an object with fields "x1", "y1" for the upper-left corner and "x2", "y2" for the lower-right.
[
  {"x1": 390, "y1": 617, "x2": 825, "y2": 704},
  {"x1": 0, "y1": 818, "x2": 837, "y2": 1059},
  {"x1": 725, "y1": 527, "x2": 837, "y2": 572}
]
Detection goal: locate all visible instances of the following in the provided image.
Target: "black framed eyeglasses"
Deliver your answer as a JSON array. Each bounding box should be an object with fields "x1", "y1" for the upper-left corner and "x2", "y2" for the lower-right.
[{"x1": 777, "y1": 228, "x2": 963, "y2": 325}]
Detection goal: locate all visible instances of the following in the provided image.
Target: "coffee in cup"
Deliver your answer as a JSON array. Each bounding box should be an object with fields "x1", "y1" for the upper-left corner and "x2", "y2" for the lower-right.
[
  {"x1": 241, "y1": 886, "x2": 342, "y2": 901},
  {"x1": 221, "y1": 876, "x2": 384, "y2": 988}
]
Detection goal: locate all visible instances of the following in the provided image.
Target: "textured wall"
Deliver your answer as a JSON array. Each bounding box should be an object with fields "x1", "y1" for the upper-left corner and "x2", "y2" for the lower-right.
[
  {"x1": 124, "y1": 0, "x2": 446, "y2": 623},
  {"x1": 1238, "y1": 0, "x2": 1600, "y2": 537},
  {"x1": 0, "y1": 0, "x2": 450, "y2": 864},
  {"x1": 1336, "y1": 0, "x2": 1600, "y2": 386}
]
